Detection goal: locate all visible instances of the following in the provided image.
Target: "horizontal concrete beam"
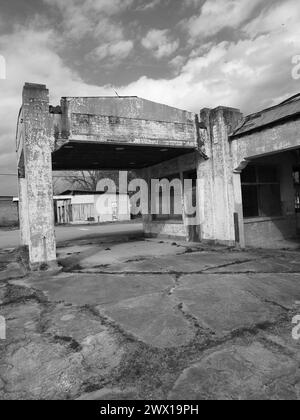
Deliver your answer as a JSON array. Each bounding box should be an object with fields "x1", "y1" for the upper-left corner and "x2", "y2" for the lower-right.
[
  {"x1": 67, "y1": 114, "x2": 196, "y2": 148},
  {"x1": 52, "y1": 96, "x2": 198, "y2": 151}
]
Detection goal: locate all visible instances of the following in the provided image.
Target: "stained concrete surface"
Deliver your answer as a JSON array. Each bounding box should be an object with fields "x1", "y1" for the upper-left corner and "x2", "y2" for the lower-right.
[{"x1": 0, "y1": 237, "x2": 300, "y2": 400}]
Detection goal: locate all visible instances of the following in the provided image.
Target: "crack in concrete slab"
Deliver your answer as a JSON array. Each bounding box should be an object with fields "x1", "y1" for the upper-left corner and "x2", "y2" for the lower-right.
[
  {"x1": 164, "y1": 274, "x2": 215, "y2": 340},
  {"x1": 0, "y1": 289, "x2": 47, "y2": 308},
  {"x1": 51, "y1": 335, "x2": 82, "y2": 352},
  {"x1": 70, "y1": 256, "x2": 269, "y2": 276},
  {"x1": 72, "y1": 267, "x2": 300, "y2": 276},
  {"x1": 207, "y1": 270, "x2": 300, "y2": 274},
  {"x1": 165, "y1": 274, "x2": 182, "y2": 297},
  {"x1": 245, "y1": 289, "x2": 291, "y2": 312},
  {"x1": 176, "y1": 301, "x2": 213, "y2": 338},
  {"x1": 259, "y1": 336, "x2": 298, "y2": 359}
]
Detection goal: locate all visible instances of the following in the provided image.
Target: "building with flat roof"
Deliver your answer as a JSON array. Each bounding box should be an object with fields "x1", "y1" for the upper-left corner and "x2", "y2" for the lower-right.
[{"x1": 16, "y1": 83, "x2": 300, "y2": 268}]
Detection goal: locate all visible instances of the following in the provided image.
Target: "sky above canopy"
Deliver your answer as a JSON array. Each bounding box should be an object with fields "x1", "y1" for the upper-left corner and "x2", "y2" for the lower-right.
[{"x1": 0, "y1": 0, "x2": 300, "y2": 194}]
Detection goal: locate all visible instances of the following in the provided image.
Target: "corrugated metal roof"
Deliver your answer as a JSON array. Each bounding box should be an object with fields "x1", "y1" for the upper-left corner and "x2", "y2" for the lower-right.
[{"x1": 231, "y1": 94, "x2": 300, "y2": 137}]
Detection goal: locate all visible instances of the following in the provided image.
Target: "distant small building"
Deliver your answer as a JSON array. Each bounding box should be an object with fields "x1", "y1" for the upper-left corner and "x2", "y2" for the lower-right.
[
  {"x1": 0, "y1": 196, "x2": 19, "y2": 227},
  {"x1": 55, "y1": 190, "x2": 131, "y2": 225}
]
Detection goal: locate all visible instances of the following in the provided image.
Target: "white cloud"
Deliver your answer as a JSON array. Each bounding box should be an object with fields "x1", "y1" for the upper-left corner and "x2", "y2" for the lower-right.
[
  {"x1": 183, "y1": 0, "x2": 202, "y2": 7},
  {"x1": 43, "y1": 0, "x2": 134, "y2": 42},
  {"x1": 142, "y1": 29, "x2": 179, "y2": 59},
  {"x1": 186, "y1": 0, "x2": 263, "y2": 38},
  {"x1": 169, "y1": 55, "x2": 186, "y2": 72},
  {"x1": 91, "y1": 40, "x2": 134, "y2": 61},
  {"x1": 135, "y1": 0, "x2": 161, "y2": 11},
  {"x1": 42, "y1": 0, "x2": 136, "y2": 68},
  {"x1": 121, "y1": 0, "x2": 300, "y2": 113},
  {"x1": 94, "y1": 17, "x2": 124, "y2": 42},
  {"x1": 0, "y1": 24, "x2": 113, "y2": 194},
  {"x1": 44, "y1": 0, "x2": 134, "y2": 17},
  {"x1": 245, "y1": 0, "x2": 300, "y2": 39},
  {"x1": 90, "y1": 16, "x2": 134, "y2": 62},
  {"x1": 85, "y1": 0, "x2": 134, "y2": 15}
]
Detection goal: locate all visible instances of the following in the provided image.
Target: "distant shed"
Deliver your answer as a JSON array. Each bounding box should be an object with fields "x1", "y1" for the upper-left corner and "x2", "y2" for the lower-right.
[{"x1": 56, "y1": 190, "x2": 131, "y2": 225}]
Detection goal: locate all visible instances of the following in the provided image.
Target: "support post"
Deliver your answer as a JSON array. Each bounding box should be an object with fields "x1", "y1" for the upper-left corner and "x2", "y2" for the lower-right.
[
  {"x1": 232, "y1": 171, "x2": 245, "y2": 248},
  {"x1": 197, "y1": 106, "x2": 244, "y2": 246},
  {"x1": 17, "y1": 83, "x2": 57, "y2": 269},
  {"x1": 18, "y1": 176, "x2": 29, "y2": 246}
]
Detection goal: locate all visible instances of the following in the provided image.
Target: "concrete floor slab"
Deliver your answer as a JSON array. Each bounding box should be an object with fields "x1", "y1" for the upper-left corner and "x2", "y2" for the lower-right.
[
  {"x1": 168, "y1": 342, "x2": 299, "y2": 400},
  {"x1": 263, "y1": 331, "x2": 300, "y2": 362},
  {"x1": 78, "y1": 240, "x2": 187, "y2": 268},
  {"x1": 0, "y1": 262, "x2": 26, "y2": 282},
  {"x1": 25, "y1": 272, "x2": 175, "y2": 306},
  {"x1": 41, "y1": 303, "x2": 108, "y2": 343},
  {"x1": 173, "y1": 274, "x2": 284, "y2": 336},
  {"x1": 57, "y1": 245, "x2": 96, "y2": 259},
  {"x1": 244, "y1": 274, "x2": 300, "y2": 310},
  {"x1": 99, "y1": 292, "x2": 195, "y2": 348},
  {"x1": 1, "y1": 338, "x2": 86, "y2": 399}
]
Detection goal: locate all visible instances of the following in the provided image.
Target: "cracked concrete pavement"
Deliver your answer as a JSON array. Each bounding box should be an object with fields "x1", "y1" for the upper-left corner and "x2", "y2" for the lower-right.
[{"x1": 0, "y1": 236, "x2": 300, "y2": 400}]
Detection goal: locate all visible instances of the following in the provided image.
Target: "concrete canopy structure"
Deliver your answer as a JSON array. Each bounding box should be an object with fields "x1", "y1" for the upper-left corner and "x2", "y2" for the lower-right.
[
  {"x1": 16, "y1": 83, "x2": 300, "y2": 268},
  {"x1": 17, "y1": 83, "x2": 201, "y2": 268},
  {"x1": 51, "y1": 95, "x2": 198, "y2": 171}
]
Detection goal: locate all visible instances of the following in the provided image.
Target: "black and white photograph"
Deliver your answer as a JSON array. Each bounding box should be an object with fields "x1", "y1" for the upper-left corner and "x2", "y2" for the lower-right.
[{"x1": 0, "y1": 0, "x2": 300, "y2": 404}]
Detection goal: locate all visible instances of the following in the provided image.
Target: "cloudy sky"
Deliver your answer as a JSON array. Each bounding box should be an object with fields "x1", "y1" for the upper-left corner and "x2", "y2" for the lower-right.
[{"x1": 0, "y1": 0, "x2": 300, "y2": 194}]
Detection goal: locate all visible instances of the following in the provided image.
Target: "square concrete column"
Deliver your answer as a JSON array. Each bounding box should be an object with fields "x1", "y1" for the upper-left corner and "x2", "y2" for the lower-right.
[
  {"x1": 139, "y1": 167, "x2": 153, "y2": 234},
  {"x1": 18, "y1": 174, "x2": 30, "y2": 246},
  {"x1": 197, "y1": 106, "x2": 244, "y2": 246},
  {"x1": 17, "y1": 83, "x2": 56, "y2": 269},
  {"x1": 232, "y1": 171, "x2": 245, "y2": 248}
]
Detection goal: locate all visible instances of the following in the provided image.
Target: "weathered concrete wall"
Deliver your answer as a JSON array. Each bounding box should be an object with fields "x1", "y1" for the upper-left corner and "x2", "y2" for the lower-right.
[
  {"x1": 144, "y1": 221, "x2": 187, "y2": 239},
  {"x1": 0, "y1": 199, "x2": 19, "y2": 227},
  {"x1": 57, "y1": 97, "x2": 197, "y2": 150},
  {"x1": 17, "y1": 84, "x2": 56, "y2": 269},
  {"x1": 244, "y1": 217, "x2": 296, "y2": 248},
  {"x1": 142, "y1": 152, "x2": 198, "y2": 241},
  {"x1": 146, "y1": 152, "x2": 198, "y2": 178}
]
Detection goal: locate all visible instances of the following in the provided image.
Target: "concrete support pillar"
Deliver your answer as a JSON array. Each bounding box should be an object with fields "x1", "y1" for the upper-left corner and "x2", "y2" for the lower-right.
[
  {"x1": 18, "y1": 176, "x2": 30, "y2": 246},
  {"x1": 18, "y1": 83, "x2": 56, "y2": 269},
  {"x1": 179, "y1": 170, "x2": 190, "y2": 242},
  {"x1": 232, "y1": 171, "x2": 245, "y2": 248},
  {"x1": 136, "y1": 168, "x2": 152, "y2": 236},
  {"x1": 197, "y1": 106, "x2": 244, "y2": 246},
  {"x1": 179, "y1": 163, "x2": 200, "y2": 242}
]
